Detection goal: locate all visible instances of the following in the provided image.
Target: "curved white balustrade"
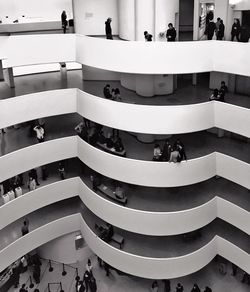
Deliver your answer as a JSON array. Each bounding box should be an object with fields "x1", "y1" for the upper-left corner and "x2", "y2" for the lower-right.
[
  {"x1": 0, "y1": 177, "x2": 249, "y2": 236},
  {"x1": 0, "y1": 137, "x2": 249, "y2": 189},
  {"x1": 0, "y1": 89, "x2": 249, "y2": 137},
  {"x1": 0, "y1": 213, "x2": 249, "y2": 278},
  {"x1": 0, "y1": 178, "x2": 79, "y2": 230},
  {"x1": 1, "y1": 35, "x2": 250, "y2": 77}
]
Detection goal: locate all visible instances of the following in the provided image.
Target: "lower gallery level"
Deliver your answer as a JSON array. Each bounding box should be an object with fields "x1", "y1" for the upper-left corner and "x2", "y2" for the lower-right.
[{"x1": 0, "y1": 68, "x2": 249, "y2": 292}]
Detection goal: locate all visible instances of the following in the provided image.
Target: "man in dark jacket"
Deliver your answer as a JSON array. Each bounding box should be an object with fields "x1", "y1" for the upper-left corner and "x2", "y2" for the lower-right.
[
  {"x1": 206, "y1": 20, "x2": 216, "y2": 40},
  {"x1": 105, "y1": 18, "x2": 113, "y2": 39},
  {"x1": 166, "y1": 23, "x2": 177, "y2": 41}
]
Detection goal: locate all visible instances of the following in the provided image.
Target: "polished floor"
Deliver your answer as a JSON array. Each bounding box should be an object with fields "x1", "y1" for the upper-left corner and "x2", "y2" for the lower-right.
[
  {"x1": 7, "y1": 253, "x2": 250, "y2": 292},
  {"x1": 0, "y1": 70, "x2": 250, "y2": 109}
]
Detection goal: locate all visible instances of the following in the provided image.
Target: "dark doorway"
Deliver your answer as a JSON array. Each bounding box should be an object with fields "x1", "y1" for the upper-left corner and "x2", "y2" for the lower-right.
[
  {"x1": 242, "y1": 10, "x2": 250, "y2": 26},
  {"x1": 179, "y1": 0, "x2": 194, "y2": 41}
]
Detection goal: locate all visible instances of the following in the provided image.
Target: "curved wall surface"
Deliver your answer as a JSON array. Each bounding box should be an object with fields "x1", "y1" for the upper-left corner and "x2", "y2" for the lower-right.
[
  {"x1": 0, "y1": 137, "x2": 249, "y2": 189},
  {"x1": 0, "y1": 89, "x2": 249, "y2": 138},
  {"x1": 0, "y1": 213, "x2": 249, "y2": 278},
  {"x1": 0, "y1": 35, "x2": 250, "y2": 76},
  {"x1": 0, "y1": 177, "x2": 249, "y2": 236}
]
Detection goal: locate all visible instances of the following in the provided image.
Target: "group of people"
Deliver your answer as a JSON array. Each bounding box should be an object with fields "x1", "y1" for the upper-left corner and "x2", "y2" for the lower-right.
[
  {"x1": 151, "y1": 281, "x2": 212, "y2": 292},
  {"x1": 103, "y1": 84, "x2": 121, "y2": 101},
  {"x1": 153, "y1": 139, "x2": 187, "y2": 163},
  {"x1": 205, "y1": 14, "x2": 249, "y2": 42},
  {"x1": 145, "y1": 23, "x2": 177, "y2": 42},
  {"x1": 76, "y1": 259, "x2": 97, "y2": 292},
  {"x1": 75, "y1": 119, "x2": 125, "y2": 153},
  {"x1": 209, "y1": 81, "x2": 228, "y2": 102},
  {"x1": 95, "y1": 222, "x2": 114, "y2": 243},
  {"x1": 205, "y1": 15, "x2": 225, "y2": 40},
  {"x1": 12, "y1": 253, "x2": 42, "y2": 291}
]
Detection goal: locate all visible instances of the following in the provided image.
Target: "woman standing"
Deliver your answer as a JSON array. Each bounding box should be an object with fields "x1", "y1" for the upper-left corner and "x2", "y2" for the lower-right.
[
  {"x1": 61, "y1": 10, "x2": 67, "y2": 34},
  {"x1": 231, "y1": 18, "x2": 241, "y2": 41}
]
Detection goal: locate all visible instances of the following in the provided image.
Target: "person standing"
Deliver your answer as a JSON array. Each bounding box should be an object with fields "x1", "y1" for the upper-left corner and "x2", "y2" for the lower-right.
[
  {"x1": 58, "y1": 162, "x2": 66, "y2": 180},
  {"x1": 21, "y1": 220, "x2": 29, "y2": 236},
  {"x1": 89, "y1": 276, "x2": 97, "y2": 292},
  {"x1": 151, "y1": 281, "x2": 159, "y2": 292},
  {"x1": 28, "y1": 176, "x2": 36, "y2": 191},
  {"x1": 86, "y1": 259, "x2": 93, "y2": 274},
  {"x1": 206, "y1": 19, "x2": 216, "y2": 40},
  {"x1": 191, "y1": 283, "x2": 201, "y2": 292},
  {"x1": 83, "y1": 270, "x2": 91, "y2": 291},
  {"x1": 105, "y1": 18, "x2": 113, "y2": 39},
  {"x1": 166, "y1": 23, "x2": 177, "y2": 41},
  {"x1": 231, "y1": 19, "x2": 241, "y2": 41},
  {"x1": 217, "y1": 19, "x2": 225, "y2": 40},
  {"x1": 33, "y1": 125, "x2": 45, "y2": 143},
  {"x1": 176, "y1": 283, "x2": 184, "y2": 292},
  {"x1": 61, "y1": 10, "x2": 67, "y2": 34}
]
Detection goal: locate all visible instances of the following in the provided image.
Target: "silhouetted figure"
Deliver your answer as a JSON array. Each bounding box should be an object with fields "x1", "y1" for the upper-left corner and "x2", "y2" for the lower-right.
[
  {"x1": 89, "y1": 276, "x2": 97, "y2": 292},
  {"x1": 83, "y1": 270, "x2": 91, "y2": 291},
  {"x1": 204, "y1": 287, "x2": 212, "y2": 292},
  {"x1": 144, "y1": 31, "x2": 153, "y2": 41},
  {"x1": 21, "y1": 220, "x2": 29, "y2": 236},
  {"x1": 231, "y1": 19, "x2": 241, "y2": 41},
  {"x1": 105, "y1": 18, "x2": 113, "y2": 39},
  {"x1": 61, "y1": 10, "x2": 67, "y2": 33},
  {"x1": 191, "y1": 283, "x2": 201, "y2": 292},
  {"x1": 151, "y1": 281, "x2": 159, "y2": 291},
  {"x1": 166, "y1": 23, "x2": 177, "y2": 41},
  {"x1": 176, "y1": 283, "x2": 184, "y2": 292},
  {"x1": 206, "y1": 20, "x2": 216, "y2": 40},
  {"x1": 216, "y1": 19, "x2": 225, "y2": 40}
]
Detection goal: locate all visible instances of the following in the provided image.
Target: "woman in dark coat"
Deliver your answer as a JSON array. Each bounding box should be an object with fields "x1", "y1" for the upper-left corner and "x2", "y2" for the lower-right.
[
  {"x1": 61, "y1": 11, "x2": 67, "y2": 34},
  {"x1": 217, "y1": 19, "x2": 225, "y2": 40},
  {"x1": 105, "y1": 18, "x2": 113, "y2": 39},
  {"x1": 231, "y1": 19, "x2": 241, "y2": 41}
]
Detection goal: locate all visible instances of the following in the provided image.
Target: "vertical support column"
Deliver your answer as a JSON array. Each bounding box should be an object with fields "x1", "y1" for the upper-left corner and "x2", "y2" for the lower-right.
[
  {"x1": 59, "y1": 62, "x2": 67, "y2": 80},
  {"x1": 3, "y1": 67, "x2": 15, "y2": 88},
  {"x1": 135, "y1": 0, "x2": 155, "y2": 41},
  {"x1": 118, "y1": 0, "x2": 136, "y2": 40},
  {"x1": 0, "y1": 60, "x2": 4, "y2": 81}
]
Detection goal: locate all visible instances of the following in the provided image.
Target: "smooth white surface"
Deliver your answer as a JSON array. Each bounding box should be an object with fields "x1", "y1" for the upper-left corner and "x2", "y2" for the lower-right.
[
  {"x1": 135, "y1": 0, "x2": 155, "y2": 41},
  {"x1": 0, "y1": 178, "x2": 79, "y2": 230},
  {"x1": 118, "y1": 0, "x2": 135, "y2": 40},
  {"x1": 0, "y1": 136, "x2": 78, "y2": 182},
  {"x1": 0, "y1": 0, "x2": 73, "y2": 22},
  {"x1": 0, "y1": 89, "x2": 249, "y2": 137},
  {"x1": 1, "y1": 177, "x2": 249, "y2": 236},
  {"x1": 1, "y1": 213, "x2": 249, "y2": 278},
  {"x1": 0, "y1": 34, "x2": 76, "y2": 68},
  {"x1": 1, "y1": 35, "x2": 250, "y2": 76},
  {"x1": 73, "y1": 0, "x2": 118, "y2": 35},
  {"x1": 0, "y1": 136, "x2": 248, "y2": 188}
]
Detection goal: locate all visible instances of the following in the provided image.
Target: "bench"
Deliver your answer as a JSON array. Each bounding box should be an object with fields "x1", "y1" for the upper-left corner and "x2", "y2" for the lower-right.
[
  {"x1": 111, "y1": 234, "x2": 124, "y2": 249},
  {"x1": 97, "y1": 184, "x2": 127, "y2": 205}
]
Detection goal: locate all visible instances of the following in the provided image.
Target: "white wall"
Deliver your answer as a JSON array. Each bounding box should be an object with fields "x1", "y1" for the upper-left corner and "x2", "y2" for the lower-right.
[
  {"x1": 73, "y1": 0, "x2": 118, "y2": 35},
  {"x1": 234, "y1": 0, "x2": 250, "y2": 10},
  {"x1": 0, "y1": 0, "x2": 73, "y2": 22},
  {"x1": 38, "y1": 231, "x2": 88, "y2": 264}
]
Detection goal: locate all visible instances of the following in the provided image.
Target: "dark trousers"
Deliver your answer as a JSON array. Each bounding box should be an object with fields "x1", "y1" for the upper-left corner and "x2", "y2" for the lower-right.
[
  {"x1": 231, "y1": 34, "x2": 240, "y2": 41},
  {"x1": 106, "y1": 34, "x2": 113, "y2": 40}
]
